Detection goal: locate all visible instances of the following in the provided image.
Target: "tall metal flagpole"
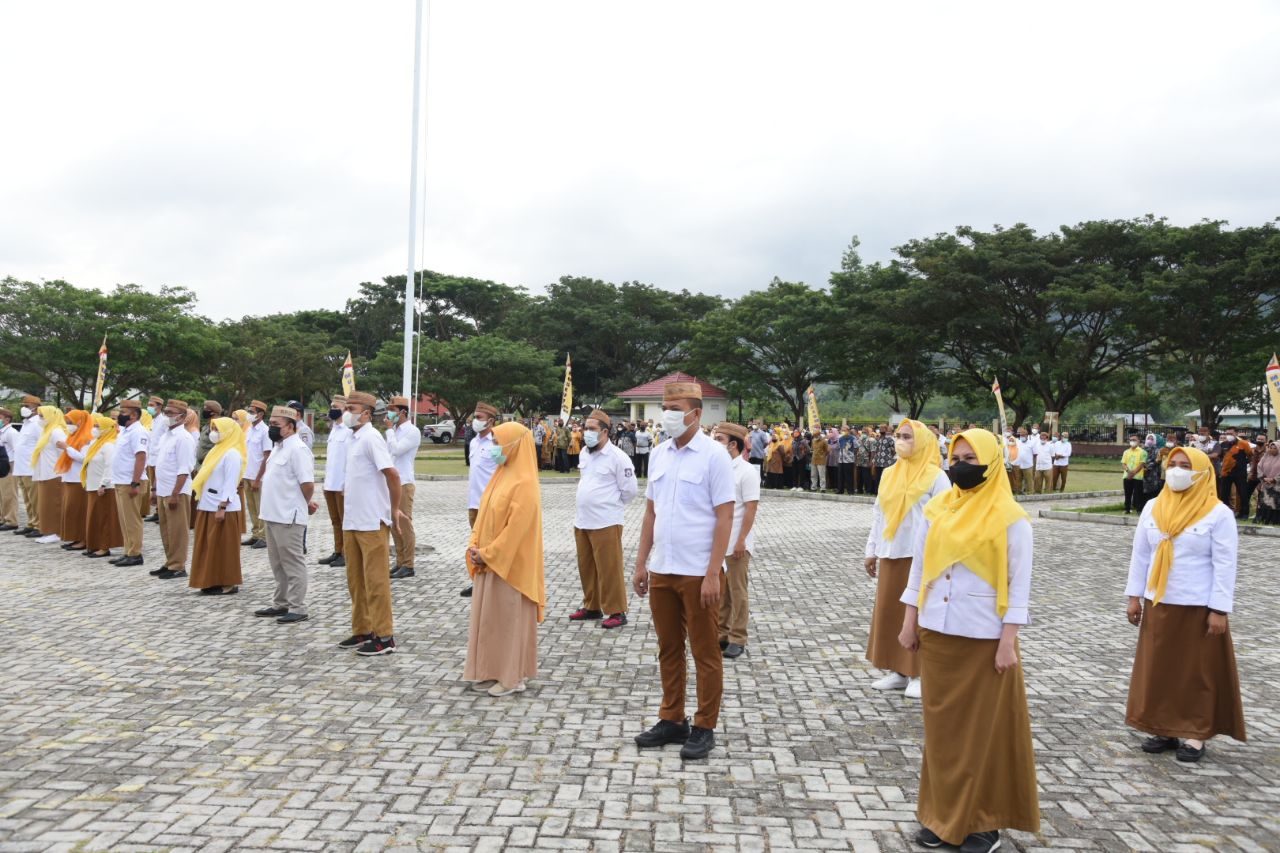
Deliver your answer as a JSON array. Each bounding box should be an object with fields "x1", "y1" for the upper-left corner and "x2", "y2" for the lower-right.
[{"x1": 402, "y1": 0, "x2": 425, "y2": 412}]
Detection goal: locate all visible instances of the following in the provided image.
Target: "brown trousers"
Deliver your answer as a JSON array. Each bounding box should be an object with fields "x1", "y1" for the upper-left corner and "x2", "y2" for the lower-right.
[
  {"x1": 344, "y1": 525, "x2": 394, "y2": 638},
  {"x1": 650, "y1": 572, "x2": 723, "y2": 729},
  {"x1": 0, "y1": 475, "x2": 18, "y2": 525},
  {"x1": 1033, "y1": 469, "x2": 1050, "y2": 494},
  {"x1": 323, "y1": 490, "x2": 345, "y2": 554},
  {"x1": 114, "y1": 487, "x2": 144, "y2": 557},
  {"x1": 391, "y1": 483, "x2": 416, "y2": 567},
  {"x1": 243, "y1": 480, "x2": 265, "y2": 540},
  {"x1": 135, "y1": 478, "x2": 151, "y2": 519},
  {"x1": 468, "y1": 508, "x2": 478, "y2": 527},
  {"x1": 17, "y1": 475, "x2": 38, "y2": 529},
  {"x1": 718, "y1": 553, "x2": 751, "y2": 646},
  {"x1": 575, "y1": 525, "x2": 627, "y2": 614},
  {"x1": 1051, "y1": 466, "x2": 1069, "y2": 492},
  {"x1": 157, "y1": 495, "x2": 191, "y2": 571}
]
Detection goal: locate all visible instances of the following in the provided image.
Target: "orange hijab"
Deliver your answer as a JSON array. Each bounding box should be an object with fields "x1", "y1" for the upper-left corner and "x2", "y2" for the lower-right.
[
  {"x1": 56, "y1": 410, "x2": 94, "y2": 474},
  {"x1": 466, "y1": 421, "x2": 546, "y2": 621}
]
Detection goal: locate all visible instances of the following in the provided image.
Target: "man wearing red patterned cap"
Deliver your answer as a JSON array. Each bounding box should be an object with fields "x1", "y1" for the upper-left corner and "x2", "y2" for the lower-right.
[
  {"x1": 242, "y1": 399, "x2": 272, "y2": 548},
  {"x1": 570, "y1": 408, "x2": 637, "y2": 628}
]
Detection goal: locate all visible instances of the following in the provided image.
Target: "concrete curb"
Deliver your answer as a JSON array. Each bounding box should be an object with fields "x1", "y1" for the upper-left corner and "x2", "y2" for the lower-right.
[
  {"x1": 762, "y1": 489, "x2": 1124, "y2": 505},
  {"x1": 1039, "y1": 508, "x2": 1280, "y2": 538}
]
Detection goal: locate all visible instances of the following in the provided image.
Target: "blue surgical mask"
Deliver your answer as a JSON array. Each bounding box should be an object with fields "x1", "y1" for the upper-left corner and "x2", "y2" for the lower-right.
[
  {"x1": 583, "y1": 430, "x2": 600, "y2": 448},
  {"x1": 387, "y1": 411, "x2": 399, "y2": 424}
]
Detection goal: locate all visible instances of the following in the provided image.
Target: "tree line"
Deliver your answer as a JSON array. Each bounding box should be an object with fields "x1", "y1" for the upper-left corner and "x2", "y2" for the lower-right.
[{"x1": 2, "y1": 216, "x2": 1276, "y2": 427}]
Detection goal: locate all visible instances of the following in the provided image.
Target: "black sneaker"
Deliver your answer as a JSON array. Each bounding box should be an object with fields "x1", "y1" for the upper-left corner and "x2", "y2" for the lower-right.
[
  {"x1": 329, "y1": 554, "x2": 346, "y2": 567},
  {"x1": 337, "y1": 633, "x2": 373, "y2": 649},
  {"x1": 959, "y1": 830, "x2": 1000, "y2": 853},
  {"x1": 915, "y1": 827, "x2": 945, "y2": 848},
  {"x1": 255, "y1": 607, "x2": 288, "y2": 618},
  {"x1": 356, "y1": 636, "x2": 396, "y2": 656},
  {"x1": 634, "y1": 718, "x2": 690, "y2": 748},
  {"x1": 1141, "y1": 735, "x2": 1180, "y2": 753},
  {"x1": 679, "y1": 726, "x2": 716, "y2": 760}
]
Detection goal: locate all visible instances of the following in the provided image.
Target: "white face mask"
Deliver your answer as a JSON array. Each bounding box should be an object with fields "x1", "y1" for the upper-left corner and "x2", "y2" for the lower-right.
[
  {"x1": 583, "y1": 429, "x2": 600, "y2": 448},
  {"x1": 20, "y1": 407, "x2": 32, "y2": 419},
  {"x1": 249, "y1": 413, "x2": 260, "y2": 423},
  {"x1": 209, "y1": 430, "x2": 221, "y2": 444},
  {"x1": 472, "y1": 418, "x2": 489, "y2": 434},
  {"x1": 661, "y1": 408, "x2": 692, "y2": 440},
  {"x1": 67, "y1": 423, "x2": 78, "y2": 434},
  {"x1": 1166, "y1": 466, "x2": 1198, "y2": 492},
  {"x1": 91, "y1": 428, "x2": 101, "y2": 439},
  {"x1": 342, "y1": 411, "x2": 361, "y2": 429}
]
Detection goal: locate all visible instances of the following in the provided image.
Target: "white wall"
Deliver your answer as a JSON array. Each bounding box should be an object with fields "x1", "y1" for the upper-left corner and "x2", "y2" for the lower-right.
[{"x1": 629, "y1": 399, "x2": 728, "y2": 424}]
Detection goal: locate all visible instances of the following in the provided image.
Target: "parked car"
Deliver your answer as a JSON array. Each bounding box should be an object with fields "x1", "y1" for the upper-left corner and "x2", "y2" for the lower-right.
[{"x1": 423, "y1": 419, "x2": 456, "y2": 444}]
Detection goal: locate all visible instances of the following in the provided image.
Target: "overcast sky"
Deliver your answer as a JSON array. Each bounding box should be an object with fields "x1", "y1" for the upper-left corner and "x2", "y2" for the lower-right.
[{"x1": 2, "y1": 1, "x2": 1277, "y2": 320}]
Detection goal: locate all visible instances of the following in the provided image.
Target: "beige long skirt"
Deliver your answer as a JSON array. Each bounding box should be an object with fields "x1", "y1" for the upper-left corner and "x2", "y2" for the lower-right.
[
  {"x1": 866, "y1": 556, "x2": 919, "y2": 677},
  {"x1": 36, "y1": 479, "x2": 64, "y2": 536},
  {"x1": 188, "y1": 509, "x2": 243, "y2": 589},
  {"x1": 84, "y1": 490, "x2": 124, "y2": 552},
  {"x1": 463, "y1": 571, "x2": 538, "y2": 689},
  {"x1": 1126, "y1": 601, "x2": 1246, "y2": 742},
  {"x1": 61, "y1": 482, "x2": 88, "y2": 544},
  {"x1": 917, "y1": 628, "x2": 1040, "y2": 845}
]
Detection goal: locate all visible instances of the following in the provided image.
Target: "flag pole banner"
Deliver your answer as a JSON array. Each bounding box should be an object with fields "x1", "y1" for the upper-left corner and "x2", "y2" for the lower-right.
[
  {"x1": 92, "y1": 335, "x2": 108, "y2": 412},
  {"x1": 559, "y1": 354, "x2": 573, "y2": 422},
  {"x1": 342, "y1": 351, "x2": 356, "y2": 396}
]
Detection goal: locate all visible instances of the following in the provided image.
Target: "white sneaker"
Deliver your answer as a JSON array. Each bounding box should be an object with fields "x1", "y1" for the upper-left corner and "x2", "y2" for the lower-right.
[
  {"x1": 469, "y1": 680, "x2": 497, "y2": 693},
  {"x1": 871, "y1": 672, "x2": 909, "y2": 691},
  {"x1": 35, "y1": 534, "x2": 61, "y2": 544},
  {"x1": 904, "y1": 677, "x2": 922, "y2": 699},
  {"x1": 488, "y1": 680, "x2": 527, "y2": 697}
]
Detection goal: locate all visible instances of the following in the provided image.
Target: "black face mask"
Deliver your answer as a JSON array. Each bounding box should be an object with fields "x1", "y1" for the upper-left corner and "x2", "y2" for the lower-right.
[
  {"x1": 268, "y1": 425, "x2": 284, "y2": 444},
  {"x1": 947, "y1": 460, "x2": 987, "y2": 490},
  {"x1": 117, "y1": 414, "x2": 131, "y2": 428},
  {"x1": 329, "y1": 409, "x2": 342, "y2": 421},
  {"x1": 203, "y1": 410, "x2": 215, "y2": 420}
]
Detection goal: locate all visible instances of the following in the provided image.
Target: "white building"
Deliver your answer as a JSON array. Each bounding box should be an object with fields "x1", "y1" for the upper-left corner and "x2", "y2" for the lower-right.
[{"x1": 617, "y1": 372, "x2": 729, "y2": 425}]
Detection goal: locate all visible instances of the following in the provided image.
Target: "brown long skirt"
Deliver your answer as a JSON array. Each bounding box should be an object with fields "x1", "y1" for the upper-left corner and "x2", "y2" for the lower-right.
[
  {"x1": 61, "y1": 482, "x2": 88, "y2": 545},
  {"x1": 1126, "y1": 601, "x2": 1246, "y2": 742},
  {"x1": 463, "y1": 571, "x2": 538, "y2": 689},
  {"x1": 917, "y1": 628, "x2": 1040, "y2": 845},
  {"x1": 866, "y1": 556, "x2": 919, "y2": 677},
  {"x1": 188, "y1": 509, "x2": 244, "y2": 589},
  {"x1": 36, "y1": 479, "x2": 64, "y2": 536},
  {"x1": 84, "y1": 490, "x2": 124, "y2": 552}
]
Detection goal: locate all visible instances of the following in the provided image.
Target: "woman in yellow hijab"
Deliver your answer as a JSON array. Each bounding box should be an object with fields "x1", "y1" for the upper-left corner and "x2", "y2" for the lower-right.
[
  {"x1": 862, "y1": 419, "x2": 951, "y2": 698},
  {"x1": 230, "y1": 409, "x2": 251, "y2": 534},
  {"x1": 464, "y1": 421, "x2": 545, "y2": 697},
  {"x1": 1124, "y1": 446, "x2": 1245, "y2": 762},
  {"x1": 188, "y1": 417, "x2": 246, "y2": 595},
  {"x1": 81, "y1": 414, "x2": 124, "y2": 558},
  {"x1": 54, "y1": 409, "x2": 95, "y2": 551},
  {"x1": 30, "y1": 405, "x2": 68, "y2": 542},
  {"x1": 897, "y1": 429, "x2": 1038, "y2": 851}
]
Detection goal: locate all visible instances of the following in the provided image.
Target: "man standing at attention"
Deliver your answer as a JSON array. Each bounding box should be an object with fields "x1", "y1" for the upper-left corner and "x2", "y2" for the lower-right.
[
  {"x1": 255, "y1": 405, "x2": 317, "y2": 624},
  {"x1": 319, "y1": 395, "x2": 350, "y2": 569},
  {"x1": 712, "y1": 422, "x2": 759, "y2": 660},
  {"x1": 0, "y1": 407, "x2": 19, "y2": 531},
  {"x1": 153, "y1": 399, "x2": 196, "y2": 580},
  {"x1": 385, "y1": 395, "x2": 422, "y2": 578},
  {"x1": 570, "y1": 409, "x2": 637, "y2": 629},
  {"x1": 242, "y1": 400, "x2": 272, "y2": 548},
  {"x1": 632, "y1": 381, "x2": 735, "y2": 760},
  {"x1": 1051, "y1": 430, "x2": 1072, "y2": 492},
  {"x1": 110, "y1": 400, "x2": 149, "y2": 567},
  {"x1": 11, "y1": 395, "x2": 43, "y2": 536},
  {"x1": 460, "y1": 402, "x2": 501, "y2": 598}
]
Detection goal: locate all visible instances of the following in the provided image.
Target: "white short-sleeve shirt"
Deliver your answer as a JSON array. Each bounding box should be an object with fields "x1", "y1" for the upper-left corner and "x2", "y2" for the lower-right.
[
  {"x1": 154, "y1": 427, "x2": 197, "y2": 496},
  {"x1": 322, "y1": 421, "x2": 352, "y2": 491},
  {"x1": 386, "y1": 422, "x2": 421, "y2": 483},
  {"x1": 112, "y1": 421, "x2": 149, "y2": 485},
  {"x1": 342, "y1": 425, "x2": 394, "y2": 531},
  {"x1": 260, "y1": 433, "x2": 316, "y2": 525},
  {"x1": 644, "y1": 429, "x2": 736, "y2": 576},
  {"x1": 468, "y1": 431, "x2": 499, "y2": 510},
  {"x1": 576, "y1": 440, "x2": 638, "y2": 530},
  {"x1": 244, "y1": 420, "x2": 272, "y2": 481}
]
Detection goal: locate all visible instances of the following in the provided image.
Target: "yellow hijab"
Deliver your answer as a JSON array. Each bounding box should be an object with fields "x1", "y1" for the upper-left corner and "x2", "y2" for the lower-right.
[
  {"x1": 466, "y1": 421, "x2": 546, "y2": 621},
  {"x1": 193, "y1": 416, "x2": 246, "y2": 497},
  {"x1": 921, "y1": 428, "x2": 1029, "y2": 617},
  {"x1": 230, "y1": 409, "x2": 251, "y2": 472},
  {"x1": 140, "y1": 409, "x2": 153, "y2": 429},
  {"x1": 877, "y1": 419, "x2": 941, "y2": 542},
  {"x1": 1147, "y1": 447, "x2": 1220, "y2": 605},
  {"x1": 30, "y1": 405, "x2": 67, "y2": 467},
  {"x1": 80, "y1": 414, "x2": 119, "y2": 486},
  {"x1": 56, "y1": 409, "x2": 94, "y2": 474}
]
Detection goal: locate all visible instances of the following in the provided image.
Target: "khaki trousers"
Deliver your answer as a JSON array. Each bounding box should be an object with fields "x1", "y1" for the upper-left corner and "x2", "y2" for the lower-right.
[
  {"x1": 650, "y1": 571, "x2": 723, "y2": 730},
  {"x1": 114, "y1": 487, "x2": 144, "y2": 557},
  {"x1": 0, "y1": 475, "x2": 18, "y2": 525},
  {"x1": 391, "y1": 483, "x2": 416, "y2": 567},
  {"x1": 17, "y1": 475, "x2": 38, "y2": 529},
  {"x1": 323, "y1": 490, "x2": 344, "y2": 554},
  {"x1": 1052, "y1": 466, "x2": 1069, "y2": 492},
  {"x1": 266, "y1": 520, "x2": 309, "y2": 614},
  {"x1": 718, "y1": 552, "x2": 751, "y2": 646},
  {"x1": 243, "y1": 480, "x2": 265, "y2": 540},
  {"x1": 135, "y1": 478, "x2": 151, "y2": 519},
  {"x1": 1033, "y1": 469, "x2": 1050, "y2": 494},
  {"x1": 574, "y1": 525, "x2": 627, "y2": 614},
  {"x1": 157, "y1": 495, "x2": 191, "y2": 571},
  {"x1": 344, "y1": 525, "x2": 393, "y2": 638}
]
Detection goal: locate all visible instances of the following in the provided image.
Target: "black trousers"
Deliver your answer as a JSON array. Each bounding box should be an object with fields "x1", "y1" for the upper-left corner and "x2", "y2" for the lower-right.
[
  {"x1": 766, "y1": 471, "x2": 784, "y2": 489},
  {"x1": 827, "y1": 464, "x2": 840, "y2": 493},
  {"x1": 1123, "y1": 478, "x2": 1142, "y2": 512},
  {"x1": 857, "y1": 466, "x2": 872, "y2": 494},
  {"x1": 869, "y1": 467, "x2": 883, "y2": 495},
  {"x1": 634, "y1": 453, "x2": 649, "y2": 478},
  {"x1": 838, "y1": 463, "x2": 854, "y2": 494},
  {"x1": 1219, "y1": 470, "x2": 1248, "y2": 516}
]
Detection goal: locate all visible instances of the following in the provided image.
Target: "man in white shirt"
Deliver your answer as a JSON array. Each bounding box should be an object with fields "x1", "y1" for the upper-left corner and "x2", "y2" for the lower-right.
[
  {"x1": 242, "y1": 399, "x2": 273, "y2": 548},
  {"x1": 256, "y1": 406, "x2": 318, "y2": 624},
  {"x1": 142, "y1": 394, "x2": 166, "y2": 523},
  {"x1": 0, "y1": 407, "x2": 19, "y2": 530},
  {"x1": 12, "y1": 394, "x2": 43, "y2": 535},
  {"x1": 286, "y1": 401, "x2": 315, "y2": 449},
  {"x1": 337, "y1": 391, "x2": 406, "y2": 656},
  {"x1": 1033, "y1": 430, "x2": 1054, "y2": 494},
  {"x1": 153, "y1": 400, "x2": 197, "y2": 580},
  {"x1": 1051, "y1": 431, "x2": 1073, "y2": 492},
  {"x1": 632, "y1": 381, "x2": 735, "y2": 760},
  {"x1": 571, "y1": 409, "x2": 638, "y2": 628},
  {"x1": 1013, "y1": 428, "x2": 1034, "y2": 495},
  {"x1": 110, "y1": 400, "x2": 150, "y2": 566},
  {"x1": 633, "y1": 422, "x2": 652, "y2": 478},
  {"x1": 386, "y1": 395, "x2": 422, "y2": 579},
  {"x1": 319, "y1": 395, "x2": 350, "y2": 568},
  {"x1": 711, "y1": 422, "x2": 760, "y2": 660},
  {"x1": 460, "y1": 402, "x2": 501, "y2": 598}
]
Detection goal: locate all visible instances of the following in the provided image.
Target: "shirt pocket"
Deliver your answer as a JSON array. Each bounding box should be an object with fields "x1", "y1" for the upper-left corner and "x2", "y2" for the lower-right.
[{"x1": 677, "y1": 467, "x2": 704, "y2": 503}]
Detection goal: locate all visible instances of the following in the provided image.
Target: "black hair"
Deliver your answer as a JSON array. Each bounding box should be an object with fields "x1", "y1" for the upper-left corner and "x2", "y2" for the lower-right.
[{"x1": 727, "y1": 435, "x2": 745, "y2": 454}]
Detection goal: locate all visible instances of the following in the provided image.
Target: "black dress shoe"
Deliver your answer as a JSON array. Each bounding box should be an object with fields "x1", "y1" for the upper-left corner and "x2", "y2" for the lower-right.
[
  {"x1": 0, "y1": 524, "x2": 17, "y2": 532},
  {"x1": 117, "y1": 556, "x2": 144, "y2": 567},
  {"x1": 241, "y1": 538, "x2": 259, "y2": 547},
  {"x1": 460, "y1": 585, "x2": 473, "y2": 598},
  {"x1": 149, "y1": 566, "x2": 166, "y2": 576},
  {"x1": 318, "y1": 552, "x2": 337, "y2": 565},
  {"x1": 156, "y1": 569, "x2": 187, "y2": 579},
  {"x1": 23, "y1": 529, "x2": 42, "y2": 537},
  {"x1": 679, "y1": 726, "x2": 716, "y2": 760},
  {"x1": 915, "y1": 826, "x2": 945, "y2": 848},
  {"x1": 1141, "y1": 735, "x2": 1180, "y2": 753},
  {"x1": 634, "y1": 718, "x2": 690, "y2": 748},
  {"x1": 12, "y1": 527, "x2": 32, "y2": 535},
  {"x1": 251, "y1": 539, "x2": 267, "y2": 549},
  {"x1": 109, "y1": 556, "x2": 128, "y2": 565},
  {"x1": 329, "y1": 554, "x2": 345, "y2": 567},
  {"x1": 144, "y1": 513, "x2": 159, "y2": 523},
  {"x1": 722, "y1": 642, "x2": 745, "y2": 659},
  {"x1": 255, "y1": 607, "x2": 288, "y2": 617},
  {"x1": 396, "y1": 567, "x2": 415, "y2": 578},
  {"x1": 959, "y1": 830, "x2": 1000, "y2": 853},
  {"x1": 1176, "y1": 742, "x2": 1207, "y2": 763},
  {"x1": 200, "y1": 586, "x2": 239, "y2": 596},
  {"x1": 277, "y1": 612, "x2": 309, "y2": 624},
  {"x1": 85, "y1": 550, "x2": 111, "y2": 558}
]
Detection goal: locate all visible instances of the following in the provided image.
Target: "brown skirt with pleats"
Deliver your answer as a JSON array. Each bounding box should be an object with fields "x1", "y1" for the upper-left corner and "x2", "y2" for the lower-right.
[
  {"x1": 61, "y1": 482, "x2": 88, "y2": 544},
  {"x1": 84, "y1": 489, "x2": 124, "y2": 552},
  {"x1": 866, "y1": 556, "x2": 919, "y2": 677},
  {"x1": 188, "y1": 509, "x2": 243, "y2": 589},
  {"x1": 917, "y1": 628, "x2": 1040, "y2": 845},
  {"x1": 1126, "y1": 601, "x2": 1246, "y2": 742},
  {"x1": 463, "y1": 571, "x2": 538, "y2": 689},
  {"x1": 36, "y1": 478, "x2": 64, "y2": 536}
]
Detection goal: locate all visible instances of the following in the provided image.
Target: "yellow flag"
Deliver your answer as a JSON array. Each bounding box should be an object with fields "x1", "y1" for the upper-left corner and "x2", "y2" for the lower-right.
[
  {"x1": 342, "y1": 351, "x2": 356, "y2": 396},
  {"x1": 559, "y1": 354, "x2": 573, "y2": 421},
  {"x1": 806, "y1": 385, "x2": 822, "y2": 432},
  {"x1": 92, "y1": 335, "x2": 108, "y2": 412},
  {"x1": 1266, "y1": 353, "x2": 1280, "y2": 421}
]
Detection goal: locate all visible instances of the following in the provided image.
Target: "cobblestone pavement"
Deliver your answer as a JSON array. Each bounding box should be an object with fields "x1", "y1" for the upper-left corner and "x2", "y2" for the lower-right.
[{"x1": 1, "y1": 479, "x2": 1275, "y2": 852}]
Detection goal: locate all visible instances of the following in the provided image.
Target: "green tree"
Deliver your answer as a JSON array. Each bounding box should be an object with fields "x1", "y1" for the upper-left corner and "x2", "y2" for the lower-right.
[{"x1": 206, "y1": 313, "x2": 345, "y2": 410}]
